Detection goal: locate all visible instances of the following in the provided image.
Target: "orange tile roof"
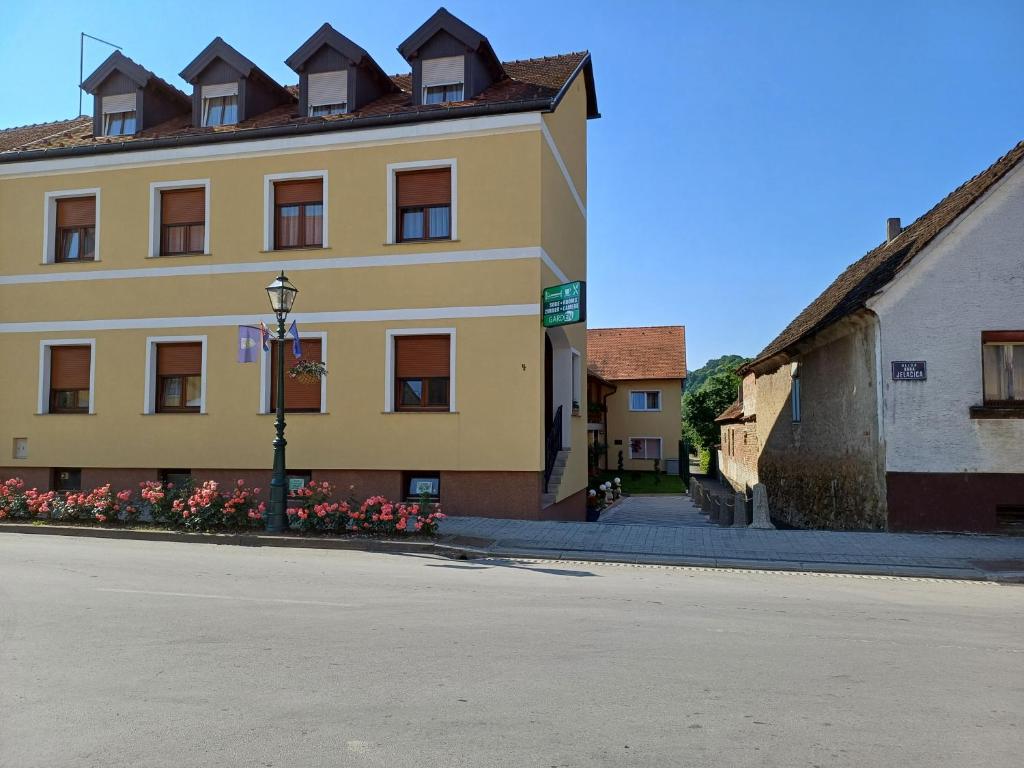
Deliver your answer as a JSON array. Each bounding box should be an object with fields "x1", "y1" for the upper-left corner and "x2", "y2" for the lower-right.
[
  {"x1": 587, "y1": 326, "x2": 686, "y2": 381},
  {"x1": 0, "y1": 52, "x2": 591, "y2": 159}
]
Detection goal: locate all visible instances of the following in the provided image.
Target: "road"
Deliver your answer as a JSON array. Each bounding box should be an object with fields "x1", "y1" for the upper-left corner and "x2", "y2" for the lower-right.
[{"x1": 1, "y1": 534, "x2": 1021, "y2": 768}]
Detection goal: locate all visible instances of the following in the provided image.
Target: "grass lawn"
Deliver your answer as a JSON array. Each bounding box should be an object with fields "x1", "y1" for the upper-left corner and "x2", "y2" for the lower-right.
[{"x1": 595, "y1": 471, "x2": 685, "y2": 494}]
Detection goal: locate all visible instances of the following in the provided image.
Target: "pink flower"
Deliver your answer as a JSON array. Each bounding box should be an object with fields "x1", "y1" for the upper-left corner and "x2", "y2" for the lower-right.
[{"x1": 237, "y1": 479, "x2": 245, "y2": 488}]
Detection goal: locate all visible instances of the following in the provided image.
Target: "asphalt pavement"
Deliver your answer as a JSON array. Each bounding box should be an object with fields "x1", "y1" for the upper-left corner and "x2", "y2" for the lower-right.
[{"x1": 1, "y1": 534, "x2": 1021, "y2": 768}]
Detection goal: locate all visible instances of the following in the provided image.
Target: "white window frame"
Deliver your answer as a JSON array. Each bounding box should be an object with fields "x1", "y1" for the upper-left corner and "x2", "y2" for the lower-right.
[
  {"x1": 628, "y1": 436, "x2": 662, "y2": 461},
  {"x1": 385, "y1": 159, "x2": 457, "y2": 245},
  {"x1": 421, "y1": 56, "x2": 465, "y2": 104},
  {"x1": 148, "y1": 179, "x2": 211, "y2": 258},
  {"x1": 42, "y1": 188, "x2": 101, "y2": 264},
  {"x1": 384, "y1": 328, "x2": 456, "y2": 413},
  {"x1": 307, "y1": 71, "x2": 348, "y2": 116},
  {"x1": 102, "y1": 111, "x2": 137, "y2": 137},
  {"x1": 263, "y1": 170, "x2": 329, "y2": 251},
  {"x1": 629, "y1": 389, "x2": 662, "y2": 412},
  {"x1": 259, "y1": 330, "x2": 328, "y2": 414},
  {"x1": 37, "y1": 339, "x2": 96, "y2": 415},
  {"x1": 144, "y1": 335, "x2": 208, "y2": 414}
]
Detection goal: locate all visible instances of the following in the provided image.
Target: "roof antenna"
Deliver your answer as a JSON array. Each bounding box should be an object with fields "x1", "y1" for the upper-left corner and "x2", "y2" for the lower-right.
[{"x1": 79, "y1": 32, "x2": 123, "y2": 117}]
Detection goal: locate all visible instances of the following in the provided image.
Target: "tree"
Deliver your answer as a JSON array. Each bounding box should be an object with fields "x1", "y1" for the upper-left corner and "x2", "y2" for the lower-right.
[
  {"x1": 681, "y1": 355, "x2": 749, "y2": 450},
  {"x1": 685, "y1": 354, "x2": 748, "y2": 393}
]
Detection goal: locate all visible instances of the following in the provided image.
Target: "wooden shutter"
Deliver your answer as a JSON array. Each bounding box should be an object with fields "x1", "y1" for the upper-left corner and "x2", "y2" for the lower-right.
[
  {"x1": 161, "y1": 188, "x2": 205, "y2": 225},
  {"x1": 271, "y1": 339, "x2": 322, "y2": 411},
  {"x1": 157, "y1": 343, "x2": 202, "y2": 376},
  {"x1": 50, "y1": 346, "x2": 91, "y2": 389},
  {"x1": 275, "y1": 179, "x2": 323, "y2": 206},
  {"x1": 56, "y1": 196, "x2": 96, "y2": 227},
  {"x1": 396, "y1": 169, "x2": 451, "y2": 208},
  {"x1": 395, "y1": 335, "x2": 450, "y2": 378}
]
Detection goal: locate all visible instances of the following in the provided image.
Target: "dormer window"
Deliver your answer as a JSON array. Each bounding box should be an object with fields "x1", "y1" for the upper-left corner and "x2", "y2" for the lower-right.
[
  {"x1": 307, "y1": 72, "x2": 347, "y2": 116},
  {"x1": 421, "y1": 56, "x2": 464, "y2": 104},
  {"x1": 101, "y1": 94, "x2": 137, "y2": 136},
  {"x1": 201, "y1": 83, "x2": 239, "y2": 126}
]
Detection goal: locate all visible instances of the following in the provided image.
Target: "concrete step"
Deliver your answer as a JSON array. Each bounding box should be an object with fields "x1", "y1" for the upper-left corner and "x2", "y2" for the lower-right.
[{"x1": 541, "y1": 493, "x2": 556, "y2": 508}]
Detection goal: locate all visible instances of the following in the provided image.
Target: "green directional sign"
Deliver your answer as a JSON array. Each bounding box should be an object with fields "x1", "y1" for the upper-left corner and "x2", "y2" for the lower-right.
[{"x1": 542, "y1": 280, "x2": 586, "y2": 328}]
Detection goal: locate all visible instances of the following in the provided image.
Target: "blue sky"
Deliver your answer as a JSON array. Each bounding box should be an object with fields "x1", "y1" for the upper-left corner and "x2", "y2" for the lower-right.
[{"x1": 2, "y1": 0, "x2": 1023, "y2": 368}]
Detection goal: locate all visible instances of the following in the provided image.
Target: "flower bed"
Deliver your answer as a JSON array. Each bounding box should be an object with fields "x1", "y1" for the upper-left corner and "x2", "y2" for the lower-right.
[{"x1": 0, "y1": 477, "x2": 444, "y2": 537}]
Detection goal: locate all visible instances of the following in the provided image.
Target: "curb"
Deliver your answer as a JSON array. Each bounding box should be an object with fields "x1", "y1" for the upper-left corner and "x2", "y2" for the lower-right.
[{"x1": 0, "y1": 522, "x2": 442, "y2": 555}]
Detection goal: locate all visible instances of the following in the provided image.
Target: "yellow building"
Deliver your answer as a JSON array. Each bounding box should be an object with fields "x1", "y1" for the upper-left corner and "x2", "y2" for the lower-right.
[
  {"x1": 0, "y1": 9, "x2": 599, "y2": 520},
  {"x1": 586, "y1": 327, "x2": 686, "y2": 475}
]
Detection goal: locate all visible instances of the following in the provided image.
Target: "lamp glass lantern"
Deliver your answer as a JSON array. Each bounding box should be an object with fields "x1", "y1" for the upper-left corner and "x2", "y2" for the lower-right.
[{"x1": 266, "y1": 272, "x2": 298, "y2": 319}]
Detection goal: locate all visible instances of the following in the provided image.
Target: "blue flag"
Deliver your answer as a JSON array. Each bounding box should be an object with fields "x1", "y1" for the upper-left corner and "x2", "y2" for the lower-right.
[
  {"x1": 289, "y1": 320, "x2": 301, "y2": 358},
  {"x1": 237, "y1": 326, "x2": 259, "y2": 363}
]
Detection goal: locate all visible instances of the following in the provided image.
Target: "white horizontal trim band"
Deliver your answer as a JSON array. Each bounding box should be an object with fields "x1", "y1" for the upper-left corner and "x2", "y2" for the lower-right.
[
  {"x1": 0, "y1": 304, "x2": 541, "y2": 334},
  {"x1": 0, "y1": 246, "x2": 567, "y2": 285},
  {"x1": 0, "y1": 112, "x2": 544, "y2": 178}
]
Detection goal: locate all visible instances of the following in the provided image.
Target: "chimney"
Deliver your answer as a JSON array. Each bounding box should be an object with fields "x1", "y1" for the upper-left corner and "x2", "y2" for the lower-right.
[{"x1": 886, "y1": 217, "x2": 902, "y2": 242}]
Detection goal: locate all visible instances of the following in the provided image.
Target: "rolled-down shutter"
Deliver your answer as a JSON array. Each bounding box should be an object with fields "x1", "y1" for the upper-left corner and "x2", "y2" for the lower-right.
[
  {"x1": 395, "y1": 335, "x2": 450, "y2": 378},
  {"x1": 202, "y1": 82, "x2": 238, "y2": 99},
  {"x1": 102, "y1": 93, "x2": 136, "y2": 114},
  {"x1": 157, "y1": 343, "x2": 202, "y2": 376},
  {"x1": 396, "y1": 169, "x2": 451, "y2": 208},
  {"x1": 50, "y1": 346, "x2": 91, "y2": 390},
  {"x1": 308, "y1": 71, "x2": 348, "y2": 107},
  {"x1": 422, "y1": 56, "x2": 464, "y2": 87},
  {"x1": 161, "y1": 188, "x2": 205, "y2": 226},
  {"x1": 275, "y1": 179, "x2": 323, "y2": 206},
  {"x1": 56, "y1": 196, "x2": 96, "y2": 227},
  {"x1": 271, "y1": 339, "x2": 322, "y2": 411}
]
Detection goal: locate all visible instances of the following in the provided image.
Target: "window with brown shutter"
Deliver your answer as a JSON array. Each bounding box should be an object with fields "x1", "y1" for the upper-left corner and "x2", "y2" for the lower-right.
[
  {"x1": 274, "y1": 179, "x2": 323, "y2": 250},
  {"x1": 982, "y1": 331, "x2": 1024, "y2": 406},
  {"x1": 49, "y1": 345, "x2": 91, "y2": 413},
  {"x1": 161, "y1": 188, "x2": 205, "y2": 256},
  {"x1": 270, "y1": 338, "x2": 323, "y2": 412},
  {"x1": 396, "y1": 168, "x2": 451, "y2": 242},
  {"x1": 394, "y1": 334, "x2": 450, "y2": 411},
  {"x1": 55, "y1": 196, "x2": 96, "y2": 263},
  {"x1": 156, "y1": 343, "x2": 203, "y2": 413}
]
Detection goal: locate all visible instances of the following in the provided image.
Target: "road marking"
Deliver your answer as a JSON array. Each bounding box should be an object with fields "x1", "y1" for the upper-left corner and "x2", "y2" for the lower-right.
[{"x1": 96, "y1": 588, "x2": 358, "y2": 607}]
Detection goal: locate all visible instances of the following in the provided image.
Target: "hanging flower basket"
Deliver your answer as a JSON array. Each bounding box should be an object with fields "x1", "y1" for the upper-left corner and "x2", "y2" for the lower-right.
[{"x1": 288, "y1": 360, "x2": 328, "y2": 384}]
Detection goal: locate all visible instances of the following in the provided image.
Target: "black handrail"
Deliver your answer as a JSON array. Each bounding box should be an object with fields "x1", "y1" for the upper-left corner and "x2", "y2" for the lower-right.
[{"x1": 544, "y1": 405, "x2": 563, "y2": 493}]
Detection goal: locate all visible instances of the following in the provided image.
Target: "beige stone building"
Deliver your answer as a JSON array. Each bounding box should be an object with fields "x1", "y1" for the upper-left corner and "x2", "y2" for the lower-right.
[{"x1": 586, "y1": 326, "x2": 686, "y2": 475}]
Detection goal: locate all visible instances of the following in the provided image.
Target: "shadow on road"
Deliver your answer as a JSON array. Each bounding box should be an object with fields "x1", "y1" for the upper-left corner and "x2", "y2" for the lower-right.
[{"x1": 424, "y1": 559, "x2": 599, "y2": 578}]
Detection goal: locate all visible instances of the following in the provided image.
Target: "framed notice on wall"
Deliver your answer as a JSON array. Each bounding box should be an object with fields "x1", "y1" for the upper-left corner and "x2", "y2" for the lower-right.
[{"x1": 891, "y1": 361, "x2": 927, "y2": 381}]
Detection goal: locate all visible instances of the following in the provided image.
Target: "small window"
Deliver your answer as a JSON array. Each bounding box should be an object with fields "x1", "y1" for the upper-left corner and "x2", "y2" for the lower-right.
[
  {"x1": 159, "y1": 469, "x2": 192, "y2": 488},
  {"x1": 287, "y1": 471, "x2": 313, "y2": 496},
  {"x1": 55, "y1": 197, "x2": 96, "y2": 263},
  {"x1": 308, "y1": 71, "x2": 348, "y2": 117},
  {"x1": 791, "y1": 377, "x2": 801, "y2": 423},
  {"x1": 53, "y1": 468, "x2": 82, "y2": 492},
  {"x1": 394, "y1": 335, "x2": 451, "y2": 411},
  {"x1": 396, "y1": 169, "x2": 451, "y2": 242},
  {"x1": 404, "y1": 472, "x2": 440, "y2": 502},
  {"x1": 102, "y1": 111, "x2": 136, "y2": 137},
  {"x1": 160, "y1": 188, "x2": 206, "y2": 256},
  {"x1": 423, "y1": 84, "x2": 464, "y2": 104},
  {"x1": 982, "y1": 332, "x2": 1024, "y2": 406},
  {"x1": 274, "y1": 179, "x2": 323, "y2": 249},
  {"x1": 421, "y1": 56, "x2": 464, "y2": 104},
  {"x1": 201, "y1": 84, "x2": 239, "y2": 127},
  {"x1": 270, "y1": 338, "x2": 323, "y2": 413},
  {"x1": 49, "y1": 345, "x2": 91, "y2": 413},
  {"x1": 630, "y1": 391, "x2": 661, "y2": 411},
  {"x1": 155, "y1": 343, "x2": 202, "y2": 413},
  {"x1": 310, "y1": 103, "x2": 347, "y2": 117},
  {"x1": 629, "y1": 438, "x2": 661, "y2": 460}
]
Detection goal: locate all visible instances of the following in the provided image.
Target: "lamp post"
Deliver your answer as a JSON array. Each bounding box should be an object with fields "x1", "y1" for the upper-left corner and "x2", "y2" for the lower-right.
[{"x1": 265, "y1": 271, "x2": 298, "y2": 533}]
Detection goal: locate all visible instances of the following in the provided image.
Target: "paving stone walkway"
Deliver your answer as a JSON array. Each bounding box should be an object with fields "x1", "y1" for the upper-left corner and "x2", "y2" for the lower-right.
[{"x1": 439, "y1": 494, "x2": 1024, "y2": 580}]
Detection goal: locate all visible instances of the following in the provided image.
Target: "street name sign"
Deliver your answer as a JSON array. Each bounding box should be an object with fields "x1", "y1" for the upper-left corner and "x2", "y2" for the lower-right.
[
  {"x1": 542, "y1": 281, "x2": 586, "y2": 328},
  {"x1": 891, "y1": 361, "x2": 927, "y2": 381}
]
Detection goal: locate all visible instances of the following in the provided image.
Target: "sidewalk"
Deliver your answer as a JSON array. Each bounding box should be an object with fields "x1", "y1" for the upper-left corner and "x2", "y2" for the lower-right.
[{"x1": 439, "y1": 495, "x2": 1024, "y2": 581}]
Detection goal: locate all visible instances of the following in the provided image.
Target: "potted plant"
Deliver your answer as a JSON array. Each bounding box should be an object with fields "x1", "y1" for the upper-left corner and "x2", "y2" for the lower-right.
[
  {"x1": 572, "y1": 399, "x2": 581, "y2": 416},
  {"x1": 289, "y1": 360, "x2": 328, "y2": 385}
]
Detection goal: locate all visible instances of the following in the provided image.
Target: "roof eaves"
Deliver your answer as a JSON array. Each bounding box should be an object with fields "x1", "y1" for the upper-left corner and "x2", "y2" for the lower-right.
[{"x1": 81, "y1": 50, "x2": 151, "y2": 93}]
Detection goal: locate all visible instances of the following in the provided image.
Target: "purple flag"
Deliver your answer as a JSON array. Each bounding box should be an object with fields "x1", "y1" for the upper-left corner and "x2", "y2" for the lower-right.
[
  {"x1": 288, "y1": 320, "x2": 301, "y2": 358},
  {"x1": 238, "y1": 326, "x2": 260, "y2": 363}
]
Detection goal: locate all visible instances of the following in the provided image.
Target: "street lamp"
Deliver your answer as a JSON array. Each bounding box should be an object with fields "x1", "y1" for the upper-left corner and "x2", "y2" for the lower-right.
[{"x1": 265, "y1": 271, "x2": 299, "y2": 533}]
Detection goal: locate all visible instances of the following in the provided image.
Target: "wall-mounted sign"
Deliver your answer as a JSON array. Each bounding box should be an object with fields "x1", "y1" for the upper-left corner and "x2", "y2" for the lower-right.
[
  {"x1": 892, "y1": 361, "x2": 927, "y2": 381},
  {"x1": 542, "y1": 281, "x2": 586, "y2": 328}
]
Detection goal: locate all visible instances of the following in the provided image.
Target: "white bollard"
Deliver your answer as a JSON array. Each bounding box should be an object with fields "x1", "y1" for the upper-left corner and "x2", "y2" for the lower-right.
[{"x1": 749, "y1": 483, "x2": 775, "y2": 529}]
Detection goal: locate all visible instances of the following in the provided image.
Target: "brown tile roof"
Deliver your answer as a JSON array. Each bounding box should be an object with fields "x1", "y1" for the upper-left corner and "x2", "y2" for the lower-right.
[
  {"x1": 749, "y1": 138, "x2": 1024, "y2": 371},
  {"x1": 715, "y1": 399, "x2": 744, "y2": 424},
  {"x1": 0, "y1": 52, "x2": 590, "y2": 160},
  {"x1": 587, "y1": 326, "x2": 687, "y2": 381}
]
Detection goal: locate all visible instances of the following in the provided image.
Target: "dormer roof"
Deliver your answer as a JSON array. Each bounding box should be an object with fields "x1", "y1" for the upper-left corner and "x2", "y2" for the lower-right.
[
  {"x1": 81, "y1": 51, "x2": 152, "y2": 92},
  {"x1": 179, "y1": 36, "x2": 258, "y2": 82},
  {"x1": 285, "y1": 22, "x2": 397, "y2": 91},
  {"x1": 397, "y1": 6, "x2": 504, "y2": 78}
]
